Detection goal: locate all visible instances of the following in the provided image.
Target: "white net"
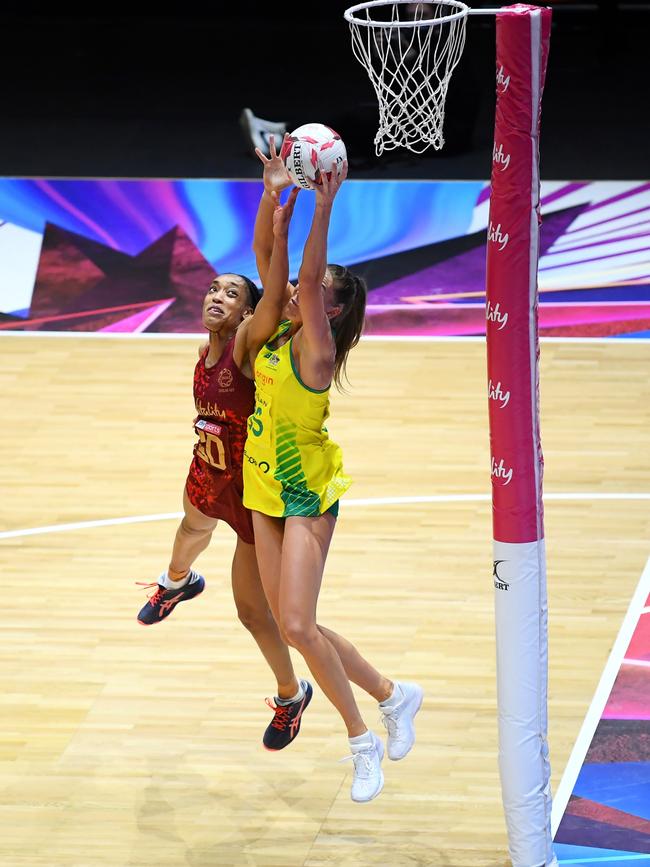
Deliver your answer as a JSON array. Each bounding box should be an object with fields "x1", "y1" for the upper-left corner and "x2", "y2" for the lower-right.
[{"x1": 345, "y1": 0, "x2": 469, "y2": 154}]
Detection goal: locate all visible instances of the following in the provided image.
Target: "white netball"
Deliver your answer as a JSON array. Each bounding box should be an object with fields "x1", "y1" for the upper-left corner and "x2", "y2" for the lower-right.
[{"x1": 280, "y1": 123, "x2": 347, "y2": 190}]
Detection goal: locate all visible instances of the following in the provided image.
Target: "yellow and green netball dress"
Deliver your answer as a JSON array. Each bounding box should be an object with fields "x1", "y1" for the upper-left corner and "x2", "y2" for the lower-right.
[{"x1": 243, "y1": 321, "x2": 352, "y2": 518}]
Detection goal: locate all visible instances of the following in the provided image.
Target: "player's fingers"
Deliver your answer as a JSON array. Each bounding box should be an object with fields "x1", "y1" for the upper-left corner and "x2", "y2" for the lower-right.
[
  {"x1": 255, "y1": 147, "x2": 269, "y2": 165},
  {"x1": 286, "y1": 186, "x2": 300, "y2": 210},
  {"x1": 319, "y1": 168, "x2": 331, "y2": 193},
  {"x1": 269, "y1": 134, "x2": 276, "y2": 158}
]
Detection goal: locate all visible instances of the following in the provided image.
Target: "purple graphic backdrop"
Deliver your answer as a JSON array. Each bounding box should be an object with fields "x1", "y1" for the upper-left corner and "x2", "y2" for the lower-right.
[{"x1": 0, "y1": 179, "x2": 649, "y2": 336}]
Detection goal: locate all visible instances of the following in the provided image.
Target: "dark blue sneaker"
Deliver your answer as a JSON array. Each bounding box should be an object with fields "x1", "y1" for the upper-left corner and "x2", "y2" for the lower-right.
[
  {"x1": 137, "y1": 570, "x2": 205, "y2": 625},
  {"x1": 263, "y1": 680, "x2": 313, "y2": 751}
]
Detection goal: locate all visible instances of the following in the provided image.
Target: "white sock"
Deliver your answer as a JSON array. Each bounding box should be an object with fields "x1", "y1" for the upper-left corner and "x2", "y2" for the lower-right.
[
  {"x1": 161, "y1": 569, "x2": 192, "y2": 590},
  {"x1": 379, "y1": 682, "x2": 403, "y2": 711},
  {"x1": 276, "y1": 681, "x2": 305, "y2": 706},
  {"x1": 349, "y1": 730, "x2": 374, "y2": 751}
]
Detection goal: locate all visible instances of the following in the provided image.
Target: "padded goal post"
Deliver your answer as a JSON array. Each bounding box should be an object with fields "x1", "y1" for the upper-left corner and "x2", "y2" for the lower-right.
[
  {"x1": 344, "y1": 3, "x2": 556, "y2": 862},
  {"x1": 486, "y1": 6, "x2": 555, "y2": 866}
]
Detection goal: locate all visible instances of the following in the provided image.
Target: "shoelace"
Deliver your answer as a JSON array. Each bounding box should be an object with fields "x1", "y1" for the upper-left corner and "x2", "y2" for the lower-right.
[
  {"x1": 380, "y1": 708, "x2": 400, "y2": 738},
  {"x1": 339, "y1": 746, "x2": 376, "y2": 777},
  {"x1": 135, "y1": 582, "x2": 165, "y2": 607},
  {"x1": 265, "y1": 698, "x2": 292, "y2": 731}
]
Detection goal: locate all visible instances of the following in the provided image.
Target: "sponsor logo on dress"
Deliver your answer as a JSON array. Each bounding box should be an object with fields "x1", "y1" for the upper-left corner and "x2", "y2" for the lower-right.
[
  {"x1": 486, "y1": 301, "x2": 508, "y2": 330},
  {"x1": 256, "y1": 368, "x2": 274, "y2": 387},
  {"x1": 496, "y1": 64, "x2": 511, "y2": 93},
  {"x1": 243, "y1": 448, "x2": 270, "y2": 473},
  {"x1": 488, "y1": 221, "x2": 509, "y2": 251},
  {"x1": 491, "y1": 456, "x2": 513, "y2": 486},
  {"x1": 493, "y1": 559, "x2": 510, "y2": 591},
  {"x1": 493, "y1": 142, "x2": 510, "y2": 171},
  {"x1": 218, "y1": 368, "x2": 233, "y2": 388},
  {"x1": 266, "y1": 353, "x2": 280, "y2": 368},
  {"x1": 488, "y1": 379, "x2": 511, "y2": 409},
  {"x1": 195, "y1": 400, "x2": 226, "y2": 420}
]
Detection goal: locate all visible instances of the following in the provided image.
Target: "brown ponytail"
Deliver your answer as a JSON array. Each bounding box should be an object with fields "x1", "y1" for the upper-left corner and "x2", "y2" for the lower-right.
[{"x1": 328, "y1": 264, "x2": 367, "y2": 390}]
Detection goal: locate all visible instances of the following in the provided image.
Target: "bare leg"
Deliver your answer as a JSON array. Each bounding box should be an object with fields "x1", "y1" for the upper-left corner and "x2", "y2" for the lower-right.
[
  {"x1": 249, "y1": 510, "x2": 392, "y2": 702},
  {"x1": 169, "y1": 494, "x2": 299, "y2": 698},
  {"x1": 316, "y1": 625, "x2": 392, "y2": 703},
  {"x1": 231, "y1": 536, "x2": 299, "y2": 699},
  {"x1": 253, "y1": 510, "x2": 367, "y2": 738},
  {"x1": 250, "y1": 512, "x2": 285, "y2": 613},
  {"x1": 168, "y1": 489, "x2": 218, "y2": 574}
]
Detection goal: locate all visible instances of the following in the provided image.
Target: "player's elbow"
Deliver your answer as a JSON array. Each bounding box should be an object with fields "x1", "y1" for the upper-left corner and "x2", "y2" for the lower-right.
[
  {"x1": 253, "y1": 238, "x2": 271, "y2": 258},
  {"x1": 297, "y1": 268, "x2": 321, "y2": 293}
]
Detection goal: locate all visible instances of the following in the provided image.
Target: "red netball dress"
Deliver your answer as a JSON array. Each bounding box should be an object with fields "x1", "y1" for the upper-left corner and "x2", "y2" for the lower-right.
[{"x1": 185, "y1": 337, "x2": 255, "y2": 544}]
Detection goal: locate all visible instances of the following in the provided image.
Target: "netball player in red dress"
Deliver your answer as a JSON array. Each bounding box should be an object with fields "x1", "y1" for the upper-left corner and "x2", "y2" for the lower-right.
[{"x1": 137, "y1": 202, "x2": 313, "y2": 748}]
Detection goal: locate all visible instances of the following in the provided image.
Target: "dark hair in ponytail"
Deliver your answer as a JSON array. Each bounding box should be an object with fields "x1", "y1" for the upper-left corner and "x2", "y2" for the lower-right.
[{"x1": 328, "y1": 264, "x2": 367, "y2": 390}]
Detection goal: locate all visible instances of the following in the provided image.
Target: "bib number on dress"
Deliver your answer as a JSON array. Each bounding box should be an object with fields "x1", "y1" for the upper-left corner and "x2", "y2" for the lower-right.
[
  {"x1": 248, "y1": 391, "x2": 271, "y2": 441},
  {"x1": 194, "y1": 419, "x2": 230, "y2": 471}
]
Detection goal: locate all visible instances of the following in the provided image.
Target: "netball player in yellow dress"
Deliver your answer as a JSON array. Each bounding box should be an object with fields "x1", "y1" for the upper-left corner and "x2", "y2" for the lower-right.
[{"x1": 244, "y1": 138, "x2": 424, "y2": 802}]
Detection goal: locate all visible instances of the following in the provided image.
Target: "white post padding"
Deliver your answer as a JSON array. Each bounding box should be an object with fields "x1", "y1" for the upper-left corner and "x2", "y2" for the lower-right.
[{"x1": 494, "y1": 539, "x2": 555, "y2": 866}]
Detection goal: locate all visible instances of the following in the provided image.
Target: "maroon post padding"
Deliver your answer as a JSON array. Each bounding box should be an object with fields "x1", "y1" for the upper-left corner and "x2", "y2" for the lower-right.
[{"x1": 486, "y1": 4, "x2": 552, "y2": 545}]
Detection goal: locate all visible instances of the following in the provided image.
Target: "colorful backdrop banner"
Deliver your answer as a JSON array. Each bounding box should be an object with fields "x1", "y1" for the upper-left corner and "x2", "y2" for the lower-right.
[{"x1": 0, "y1": 178, "x2": 649, "y2": 336}]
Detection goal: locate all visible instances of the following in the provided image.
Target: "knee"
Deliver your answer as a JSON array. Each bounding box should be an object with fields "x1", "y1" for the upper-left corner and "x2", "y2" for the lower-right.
[
  {"x1": 280, "y1": 616, "x2": 318, "y2": 651},
  {"x1": 236, "y1": 601, "x2": 276, "y2": 635}
]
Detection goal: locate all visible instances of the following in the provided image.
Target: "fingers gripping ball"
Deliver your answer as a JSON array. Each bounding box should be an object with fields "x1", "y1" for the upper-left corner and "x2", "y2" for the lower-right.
[{"x1": 281, "y1": 123, "x2": 347, "y2": 190}]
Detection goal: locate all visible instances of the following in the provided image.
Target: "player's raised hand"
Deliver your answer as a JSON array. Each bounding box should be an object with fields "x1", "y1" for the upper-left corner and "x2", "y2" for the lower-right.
[
  {"x1": 271, "y1": 187, "x2": 300, "y2": 239},
  {"x1": 256, "y1": 134, "x2": 293, "y2": 195},
  {"x1": 314, "y1": 159, "x2": 348, "y2": 207}
]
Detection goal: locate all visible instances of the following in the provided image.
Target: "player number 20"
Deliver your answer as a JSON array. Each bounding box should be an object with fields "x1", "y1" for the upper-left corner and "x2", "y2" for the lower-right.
[{"x1": 195, "y1": 428, "x2": 227, "y2": 471}]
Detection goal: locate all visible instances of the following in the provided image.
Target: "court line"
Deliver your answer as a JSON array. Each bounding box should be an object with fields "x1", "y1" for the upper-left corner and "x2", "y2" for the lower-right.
[
  {"x1": 559, "y1": 857, "x2": 650, "y2": 864},
  {"x1": 551, "y1": 554, "x2": 650, "y2": 836},
  {"x1": 1, "y1": 491, "x2": 649, "y2": 541}
]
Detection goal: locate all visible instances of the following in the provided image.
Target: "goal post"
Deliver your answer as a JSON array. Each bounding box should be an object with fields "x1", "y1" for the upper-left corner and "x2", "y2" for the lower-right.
[
  {"x1": 344, "y1": 4, "x2": 556, "y2": 864},
  {"x1": 487, "y1": 8, "x2": 555, "y2": 866}
]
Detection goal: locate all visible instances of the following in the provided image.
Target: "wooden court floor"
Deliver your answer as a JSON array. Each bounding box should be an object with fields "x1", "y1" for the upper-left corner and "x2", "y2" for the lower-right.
[{"x1": 1, "y1": 335, "x2": 648, "y2": 867}]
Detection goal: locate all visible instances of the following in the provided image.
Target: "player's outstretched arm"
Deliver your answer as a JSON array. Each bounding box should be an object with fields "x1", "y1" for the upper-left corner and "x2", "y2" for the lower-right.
[
  {"x1": 253, "y1": 134, "x2": 293, "y2": 287},
  {"x1": 296, "y1": 163, "x2": 347, "y2": 357},
  {"x1": 243, "y1": 187, "x2": 300, "y2": 354}
]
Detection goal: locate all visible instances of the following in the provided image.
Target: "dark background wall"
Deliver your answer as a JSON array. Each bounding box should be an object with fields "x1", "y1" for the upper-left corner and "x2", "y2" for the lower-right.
[{"x1": 2, "y1": 0, "x2": 648, "y2": 181}]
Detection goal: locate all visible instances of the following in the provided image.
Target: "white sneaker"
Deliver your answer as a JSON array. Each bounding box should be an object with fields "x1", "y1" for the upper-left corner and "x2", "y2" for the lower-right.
[
  {"x1": 239, "y1": 107, "x2": 287, "y2": 158},
  {"x1": 380, "y1": 681, "x2": 424, "y2": 761},
  {"x1": 340, "y1": 730, "x2": 385, "y2": 803}
]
